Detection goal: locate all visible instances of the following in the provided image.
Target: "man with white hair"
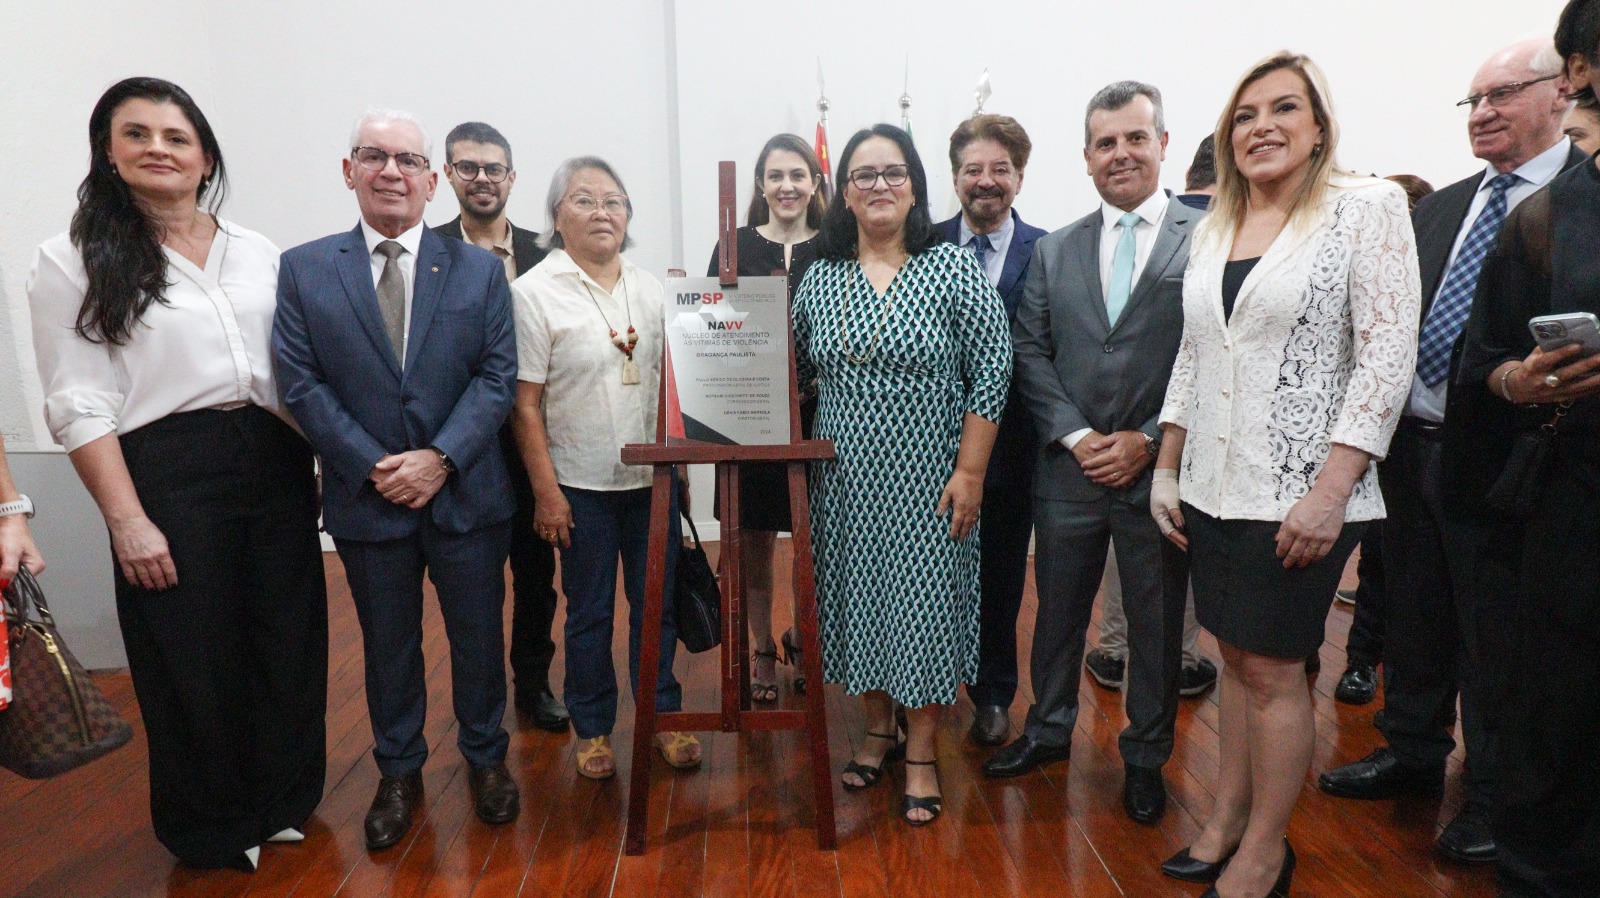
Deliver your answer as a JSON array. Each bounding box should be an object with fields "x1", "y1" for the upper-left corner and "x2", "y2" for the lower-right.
[
  {"x1": 273, "y1": 109, "x2": 521, "y2": 851},
  {"x1": 1317, "y1": 39, "x2": 1581, "y2": 865}
]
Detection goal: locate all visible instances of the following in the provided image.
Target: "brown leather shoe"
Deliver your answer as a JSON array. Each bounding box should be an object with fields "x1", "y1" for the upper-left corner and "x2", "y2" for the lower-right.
[
  {"x1": 365, "y1": 771, "x2": 423, "y2": 851},
  {"x1": 467, "y1": 762, "x2": 520, "y2": 825}
]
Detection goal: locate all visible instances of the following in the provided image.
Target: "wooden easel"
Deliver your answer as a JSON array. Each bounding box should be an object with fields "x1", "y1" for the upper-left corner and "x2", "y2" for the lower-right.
[{"x1": 619, "y1": 162, "x2": 837, "y2": 855}]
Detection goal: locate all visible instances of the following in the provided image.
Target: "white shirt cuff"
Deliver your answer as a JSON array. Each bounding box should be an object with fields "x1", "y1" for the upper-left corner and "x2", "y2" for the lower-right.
[{"x1": 1060, "y1": 428, "x2": 1093, "y2": 450}]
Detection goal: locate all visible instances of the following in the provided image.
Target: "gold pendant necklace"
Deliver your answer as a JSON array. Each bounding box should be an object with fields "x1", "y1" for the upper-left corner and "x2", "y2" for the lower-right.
[{"x1": 840, "y1": 262, "x2": 900, "y2": 365}]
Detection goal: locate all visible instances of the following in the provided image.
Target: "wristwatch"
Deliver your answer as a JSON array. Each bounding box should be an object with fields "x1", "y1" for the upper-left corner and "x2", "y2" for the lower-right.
[
  {"x1": 1143, "y1": 434, "x2": 1160, "y2": 460},
  {"x1": 429, "y1": 446, "x2": 456, "y2": 474},
  {"x1": 0, "y1": 495, "x2": 34, "y2": 519}
]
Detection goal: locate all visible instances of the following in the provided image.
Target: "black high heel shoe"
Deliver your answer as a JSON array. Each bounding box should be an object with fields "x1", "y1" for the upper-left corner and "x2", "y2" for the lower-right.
[
  {"x1": 1200, "y1": 839, "x2": 1295, "y2": 898},
  {"x1": 840, "y1": 729, "x2": 905, "y2": 791},
  {"x1": 1160, "y1": 844, "x2": 1236, "y2": 883},
  {"x1": 780, "y1": 627, "x2": 806, "y2": 695},
  {"x1": 901, "y1": 759, "x2": 943, "y2": 827}
]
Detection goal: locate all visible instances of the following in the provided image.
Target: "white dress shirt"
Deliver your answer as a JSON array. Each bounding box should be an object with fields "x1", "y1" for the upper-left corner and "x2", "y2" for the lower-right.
[
  {"x1": 28, "y1": 221, "x2": 289, "y2": 452},
  {"x1": 1405, "y1": 138, "x2": 1572, "y2": 421},
  {"x1": 511, "y1": 249, "x2": 664, "y2": 491},
  {"x1": 1160, "y1": 177, "x2": 1421, "y2": 522},
  {"x1": 957, "y1": 211, "x2": 1015, "y2": 287},
  {"x1": 1061, "y1": 189, "x2": 1172, "y2": 449},
  {"x1": 359, "y1": 218, "x2": 425, "y2": 367}
]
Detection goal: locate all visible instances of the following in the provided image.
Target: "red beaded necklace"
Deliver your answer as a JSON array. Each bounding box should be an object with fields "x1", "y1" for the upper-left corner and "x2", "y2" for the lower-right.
[{"x1": 582, "y1": 279, "x2": 640, "y2": 385}]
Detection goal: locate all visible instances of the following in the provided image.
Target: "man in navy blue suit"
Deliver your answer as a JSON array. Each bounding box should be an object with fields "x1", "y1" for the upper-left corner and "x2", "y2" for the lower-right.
[
  {"x1": 273, "y1": 109, "x2": 521, "y2": 852},
  {"x1": 936, "y1": 114, "x2": 1048, "y2": 747}
]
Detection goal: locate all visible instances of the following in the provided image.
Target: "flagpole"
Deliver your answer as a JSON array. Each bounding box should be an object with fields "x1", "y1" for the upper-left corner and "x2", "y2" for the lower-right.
[{"x1": 815, "y1": 59, "x2": 833, "y2": 197}]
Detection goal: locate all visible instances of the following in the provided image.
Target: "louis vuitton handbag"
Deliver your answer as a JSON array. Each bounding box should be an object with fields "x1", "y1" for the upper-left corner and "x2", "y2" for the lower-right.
[{"x1": 0, "y1": 568, "x2": 132, "y2": 778}]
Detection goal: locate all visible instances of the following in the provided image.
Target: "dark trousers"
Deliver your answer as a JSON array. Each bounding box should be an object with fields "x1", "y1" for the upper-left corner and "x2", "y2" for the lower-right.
[
  {"x1": 336, "y1": 519, "x2": 511, "y2": 775},
  {"x1": 1344, "y1": 521, "x2": 1387, "y2": 668},
  {"x1": 1377, "y1": 421, "x2": 1492, "y2": 804},
  {"x1": 1479, "y1": 451, "x2": 1600, "y2": 897},
  {"x1": 559, "y1": 484, "x2": 682, "y2": 740},
  {"x1": 970, "y1": 403, "x2": 1036, "y2": 708},
  {"x1": 500, "y1": 425, "x2": 560, "y2": 699},
  {"x1": 1027, "y1": 491, "x2": 1187, "y2": 767},
  {"x1": 117, "y1": 407, "x2": 327, "y2": 867}
]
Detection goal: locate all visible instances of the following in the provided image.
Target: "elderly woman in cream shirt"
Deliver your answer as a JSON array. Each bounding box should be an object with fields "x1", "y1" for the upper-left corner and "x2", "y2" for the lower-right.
[{"x1": 510, "y1": 156, "x2": 699, "y2": 780}]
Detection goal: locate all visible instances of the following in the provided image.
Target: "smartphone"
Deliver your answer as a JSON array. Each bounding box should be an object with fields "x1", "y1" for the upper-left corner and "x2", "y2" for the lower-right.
[{"x1": 1529, "y1": 312, "x2": 1600, "y2": 356}]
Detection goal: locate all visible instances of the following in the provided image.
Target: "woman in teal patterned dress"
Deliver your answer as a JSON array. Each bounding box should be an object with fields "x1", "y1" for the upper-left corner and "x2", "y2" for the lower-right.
[{"x1": 793, "y1": 124, "x2": 1011, "y2": 826}]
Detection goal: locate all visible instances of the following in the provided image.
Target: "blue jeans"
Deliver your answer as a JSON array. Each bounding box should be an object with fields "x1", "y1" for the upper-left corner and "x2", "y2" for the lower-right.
[{"x1": 560, "y1": 483, "x2": 682, "y2": 739}]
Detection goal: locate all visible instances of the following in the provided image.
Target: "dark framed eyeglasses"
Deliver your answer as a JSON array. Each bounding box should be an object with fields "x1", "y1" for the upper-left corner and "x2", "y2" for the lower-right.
[
  {"x1": 351, "y1": 146, "x2": 430, "y2": 176},
  {"x1": 1456, "y1": 74, "x2": 1559, "y2": 114},
  {"x1": 847, "y1": 165, "x2": 911, "y2": 191},
  {"x1": 449, "y1": 160, "x2": 511, "y2": 183}
]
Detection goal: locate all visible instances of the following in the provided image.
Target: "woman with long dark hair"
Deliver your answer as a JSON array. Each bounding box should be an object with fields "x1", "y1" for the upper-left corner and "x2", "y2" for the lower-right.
[
  {"x1": 792, "y1": 124, "x2": 1010, "y2": 825},
  {"x1": 26, "y1": 77, "x2": 326, "y2": 872},
  {"x1": 703, "y1": 132, "x2": 825, "y2": 702}
]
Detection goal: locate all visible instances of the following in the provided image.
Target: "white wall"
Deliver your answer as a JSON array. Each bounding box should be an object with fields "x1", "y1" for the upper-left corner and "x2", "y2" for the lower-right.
[{"x1": 674, "y1": 0, "x2": 1572, "y2": 243}]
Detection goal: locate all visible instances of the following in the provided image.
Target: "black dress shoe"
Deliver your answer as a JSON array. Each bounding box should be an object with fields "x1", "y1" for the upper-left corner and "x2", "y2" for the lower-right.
[
  {"x1": 969, "y1": 704, "x2": 1010, "y2": 746},
  {"x1": 1123, "y1": 763, "x2": 1167, "y2": 824},
  {"x1": 516, "y1": 688, "x2": 571, "y2": 732},
  {"x1": 1334, "y1": 663, "x2": 1378, "y2": 705},
  {"x1": 1161, "y1": 845, "x2": 1235, "y2": 883},
  {"x1": 1200, "y1": 839, "x2": 1295, "y2": 898},
  {"x1": 1318, "y1": 747, "x2": 1444, "y2": 799},
  {"x1": 468, "y1": 762, "x2": 520, "y2": 825},
  {"x1": 1436, "y1": 804, "x2": 1497, "y2": 863},
  {"x1": 1180, "y1": 658, "x2": 1219, "y2": 697},
  {"x1": 365, "y1": 771, "x2": 424, "y2": 851},
  {"x1": 982, "y1": 735, "x2": 1070, "y2": 778}
]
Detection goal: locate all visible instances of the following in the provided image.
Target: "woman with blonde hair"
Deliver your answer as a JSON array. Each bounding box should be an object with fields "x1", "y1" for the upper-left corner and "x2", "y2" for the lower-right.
[{"x1": 1151, "y1": 52, "x2": 1419, "y2": 897}]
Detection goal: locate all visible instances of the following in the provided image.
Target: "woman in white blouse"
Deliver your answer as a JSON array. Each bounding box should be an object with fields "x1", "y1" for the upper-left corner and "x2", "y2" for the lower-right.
[
  {"x1": 26, "y1": 78, "x2": 326, "y2": 872},
  {"x1": 510, "y1": 157, "x2": 699, "y2": 780},
  {"x1": 1150, "y1": 54, "x2": 1419, "y2": 898}
]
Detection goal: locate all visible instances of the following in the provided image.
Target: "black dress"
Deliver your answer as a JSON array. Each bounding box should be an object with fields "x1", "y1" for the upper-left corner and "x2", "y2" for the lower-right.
[
  {"x1": 1450, "y1": 156, "x2": 1600, "y2": 895},
  {"x1": 703, "y1": 226, "x2": 818, "y2": 532}
]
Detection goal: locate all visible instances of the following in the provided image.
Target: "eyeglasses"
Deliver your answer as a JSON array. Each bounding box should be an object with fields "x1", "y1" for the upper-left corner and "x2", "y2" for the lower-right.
[
  {"x1": 1456, "y1": 75, "x2": 1559, "y2": 114},
  {"x1": 352, "y1": 146, "x2": 430, "y2": 176},
  {"x1": 847, "y1": 165, "x2": 911, "y2": 191},
  {"x1": 450, "y1": 160, "x2": 510, "y2": 183},
  {"x1": 565, "y1": 194, "x2": 630, "y2": 216}
]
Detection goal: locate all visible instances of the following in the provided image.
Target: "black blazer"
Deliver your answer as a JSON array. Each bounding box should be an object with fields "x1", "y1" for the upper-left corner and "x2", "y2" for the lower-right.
[{"x1": 433, "y1": 216, "x2": 548, "y2": 279}]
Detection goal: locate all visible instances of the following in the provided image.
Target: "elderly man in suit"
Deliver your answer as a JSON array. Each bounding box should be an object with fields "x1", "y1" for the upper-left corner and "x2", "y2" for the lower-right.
[
  {"x1": 935, "y1": 114, "x2": 1048, "y2": 747},
  {"x1": 985, "y1": 81, "x2": 1196, "y2": 825},
  {"x1": 1318, "y1": 39, "x2": 1581, "y2": 865},
  {"x1": 273, "y1": 109, "x2": 521, "y2": 852},
  {"x1": 433, "y1": 121, "x2": 568, "y2": 733}
]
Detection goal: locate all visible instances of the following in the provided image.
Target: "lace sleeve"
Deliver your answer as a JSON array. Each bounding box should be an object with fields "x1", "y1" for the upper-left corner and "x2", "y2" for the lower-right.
[
  {"x1": 1159, "y1": 320, "x2": 1198, "y2": 431},
  {"x1": 1327, "y1": 183, "x2": 1420, "y2": 460}
]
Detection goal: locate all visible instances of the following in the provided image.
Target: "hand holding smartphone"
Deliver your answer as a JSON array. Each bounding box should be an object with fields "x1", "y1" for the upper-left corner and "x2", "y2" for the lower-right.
[{"x1": 1530, "y1": 312, "x2": 1600, "y2": 356}]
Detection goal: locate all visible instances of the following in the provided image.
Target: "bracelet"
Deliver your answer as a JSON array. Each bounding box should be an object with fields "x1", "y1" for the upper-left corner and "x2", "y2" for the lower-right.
[{"x1": 1497, "y1": 364, "x2": 1521, "y2": 403}]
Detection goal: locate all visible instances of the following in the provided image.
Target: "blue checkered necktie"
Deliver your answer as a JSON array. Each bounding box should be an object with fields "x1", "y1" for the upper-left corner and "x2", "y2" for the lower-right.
[
  {"x1": 968, "y1": 232, "x2": 993, "y2": 274},
  {"x1": 1415, "y1": 173, "x2": 1520, "y2": 387}
]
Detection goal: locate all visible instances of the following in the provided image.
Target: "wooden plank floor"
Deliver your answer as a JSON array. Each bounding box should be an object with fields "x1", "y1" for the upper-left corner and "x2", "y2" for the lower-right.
[{"x1": 0, "y1": 541, "x2": 1497, "y2": 898}]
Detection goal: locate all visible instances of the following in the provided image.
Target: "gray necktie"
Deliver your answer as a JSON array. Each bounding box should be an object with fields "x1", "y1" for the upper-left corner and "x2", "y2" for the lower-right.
[{"x1": 375, "y1": 240, "x2": 406, "y2": 363}]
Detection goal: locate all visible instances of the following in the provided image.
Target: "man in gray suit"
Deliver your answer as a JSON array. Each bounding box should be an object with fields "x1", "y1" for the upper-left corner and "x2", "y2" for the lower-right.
[{"x1": 983, "y1": 81, "x2": 1196, "y2": 826}]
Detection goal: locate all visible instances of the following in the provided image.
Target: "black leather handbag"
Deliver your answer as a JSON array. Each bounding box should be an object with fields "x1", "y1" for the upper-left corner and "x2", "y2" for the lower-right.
[
  {"x1": 674, "y1": 513, "x2": 721, "y2": 654},
  {"x1": 0, "y1": 568, "x2": 133, "y2": 778}
]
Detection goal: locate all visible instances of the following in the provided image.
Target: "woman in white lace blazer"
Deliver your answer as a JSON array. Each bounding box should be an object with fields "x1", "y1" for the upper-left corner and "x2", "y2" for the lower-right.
[{"x1": 1149, "y1": 53, "x2": 1419, "y2": 898}]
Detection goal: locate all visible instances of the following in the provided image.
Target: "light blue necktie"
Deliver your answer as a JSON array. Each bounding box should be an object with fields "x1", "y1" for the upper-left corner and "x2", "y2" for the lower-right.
[
  {"x1": 1105, "y1": 211, "x2": 1142, "y2": 325},
  {"x1": 968, "y1": 233, "x2": 993, "y2": 278}
]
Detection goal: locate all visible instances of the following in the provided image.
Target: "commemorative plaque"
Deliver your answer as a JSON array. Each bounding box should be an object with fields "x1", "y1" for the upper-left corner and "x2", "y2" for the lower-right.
[{"x1": 662, "y1": 275, "x2": 792, "y2": 445}]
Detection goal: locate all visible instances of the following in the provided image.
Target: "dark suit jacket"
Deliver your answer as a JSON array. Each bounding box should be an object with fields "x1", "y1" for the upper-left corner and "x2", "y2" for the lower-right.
[
  {"x1": 937, "y1": 209, "x2": 1048, "y2": 502},
  {"x1": 273, "y1": 223, "x2": 518, "y2": 541},
  {"x1": 936, "y1": 209, "x2": 1048, "y2": 319},
  {"x1": 433, "y1": 216, "x2": 547, "y2": 280},
  {"x1": 1012, "y1": 197, "x2": 1199, "y2": 502}
]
